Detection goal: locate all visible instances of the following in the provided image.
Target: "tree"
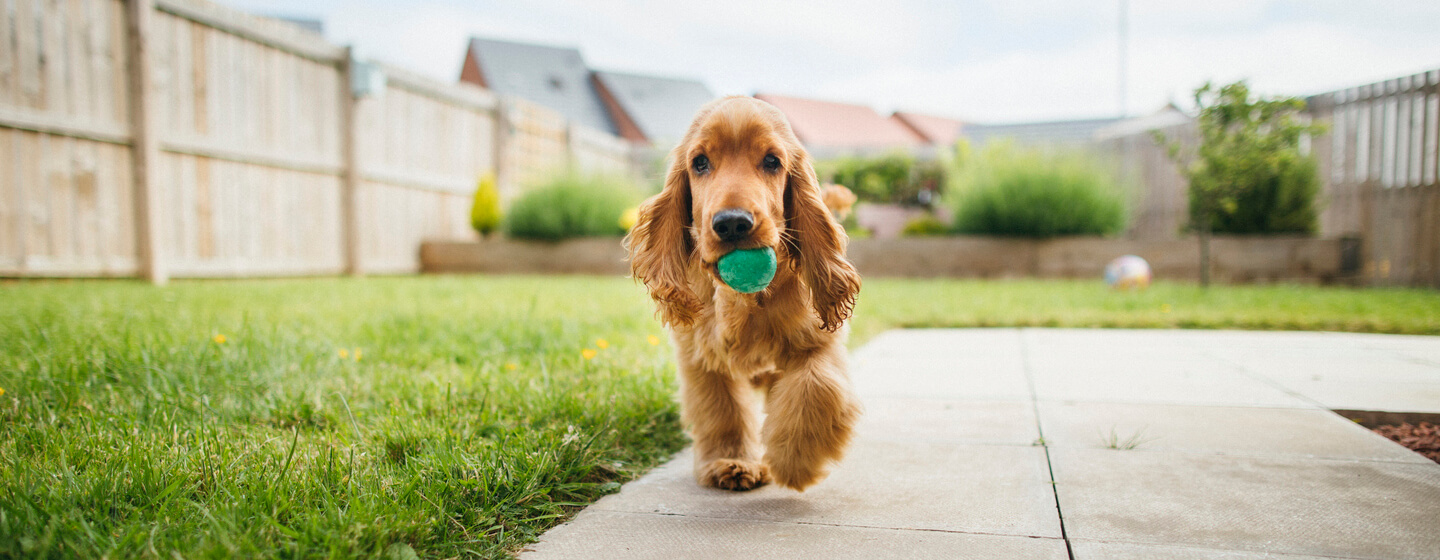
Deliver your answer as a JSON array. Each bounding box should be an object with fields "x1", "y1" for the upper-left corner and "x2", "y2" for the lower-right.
[
  {"x1": 470, "y1": 173, "x2": 502, "y2": 237},
  {"x1": 1157, "y1": 81, "x2": 1325, "y2": 286}
]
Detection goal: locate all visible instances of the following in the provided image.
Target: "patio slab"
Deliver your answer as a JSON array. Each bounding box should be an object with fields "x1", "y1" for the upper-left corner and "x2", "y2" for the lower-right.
[
  {"x1": 587, "y1": 442, "x2": 1063, "y2": 538},
  {"x1": 521, "y1": 329, "x2": 1440, "y2": 559},
  {"x1": 521, "y1": 510, "x2": 1069, "y2": 560},
  {"x1": 1037, "y1": 401, "x2": 1431, "y2": 462},
  {"x1": 1050, "y1": 448, "x2": 1440, "y2": 560}
]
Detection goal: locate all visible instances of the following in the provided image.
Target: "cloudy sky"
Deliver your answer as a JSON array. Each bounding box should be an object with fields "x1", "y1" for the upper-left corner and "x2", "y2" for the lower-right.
[{"x1": 221, "y1": 0, "x2": 1440, "y2": 123}]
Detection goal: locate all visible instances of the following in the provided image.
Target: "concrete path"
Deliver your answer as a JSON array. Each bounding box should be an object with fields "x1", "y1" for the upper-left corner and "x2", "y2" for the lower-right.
[{"x1": 522, "y1": 329, "x2": 1440, "y2": 559}]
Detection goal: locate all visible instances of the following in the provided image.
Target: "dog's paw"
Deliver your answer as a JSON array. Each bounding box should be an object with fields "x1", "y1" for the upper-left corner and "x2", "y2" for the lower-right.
[
  {"x1": 697, "y1": 458, "x2": 771, "y2": 491},
  {"x1": 764, "y1": 451, "x2": 827, "y2": 492}
]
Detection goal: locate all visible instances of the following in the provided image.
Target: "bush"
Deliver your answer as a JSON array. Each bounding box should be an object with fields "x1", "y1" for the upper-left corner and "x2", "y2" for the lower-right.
[
  {"x1": 821, "y1": 153, "x2": 944, "y2": 205},
  {"x1": 1160, "y1": 81, "x2": 1323, "y2": 235},
  {"x1": 505, "y1": 174, "x2": 641, "y2": 240},
  {"x1": 470, "y1": 173, "x2": 502, "y2": 236},
  {"x1": 948, "y1": 143, "x2": 1127, "y2": 237},
  {"x1": 901, "y1": 215, "x2": 948, "y2": 236}
]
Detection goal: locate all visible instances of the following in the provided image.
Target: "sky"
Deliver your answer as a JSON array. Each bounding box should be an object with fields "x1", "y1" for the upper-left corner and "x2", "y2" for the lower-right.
[{"x1": 220, "y1": 0, "x2": 1440, "y2": 123}]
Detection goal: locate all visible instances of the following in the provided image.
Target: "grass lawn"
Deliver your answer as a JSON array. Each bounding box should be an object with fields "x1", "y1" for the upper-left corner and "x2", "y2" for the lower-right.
[{"x1": 2, "y1": 275, "x2": 1437, "y2": 559}]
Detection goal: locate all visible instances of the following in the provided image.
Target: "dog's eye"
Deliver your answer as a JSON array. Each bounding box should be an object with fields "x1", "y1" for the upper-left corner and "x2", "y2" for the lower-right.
[
  {"x1": 762, "y1": 154, "x2": 782, "y2": 172},
  {"x1": 692, "y1": 154, "x2": 710, "y2": 175}
]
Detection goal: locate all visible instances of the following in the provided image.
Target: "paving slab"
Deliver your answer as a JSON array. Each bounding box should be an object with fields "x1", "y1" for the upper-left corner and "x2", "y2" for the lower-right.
[
  {"x1": 857, "y1": 397, "x2": 1038, "y2": 445},
  {"x1": 522, "y1": 329, "x2": 1440, "y2": 559},
  {"x1": 1068, "y1": 540, "x2": 1350, "y2": 560},
  {"x1": 1050, "y1": 448, "x2": 1440, "y2": 560},
  {"x1": 1037, "y1": 401, "x2": 1431, "y2": 462},
  {"x1": 521, "y1": 510, "x2": 1069, "y2": 560},
  {"x1": 588, "y1": 442, "x2": 1062, "y2": 538}
]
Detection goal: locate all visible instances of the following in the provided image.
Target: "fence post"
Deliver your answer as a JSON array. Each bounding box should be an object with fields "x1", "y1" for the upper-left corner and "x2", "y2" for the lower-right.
[
  {"x1": 339, "y1": 47, "x2": 363, "y2": 276},
  {"x1": 124, "y1": 0, "x2": 166, "y2": 285}
]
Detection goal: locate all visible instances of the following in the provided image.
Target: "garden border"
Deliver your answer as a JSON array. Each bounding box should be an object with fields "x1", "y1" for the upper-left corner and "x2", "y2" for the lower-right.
[{"x1": 421, "y1": 236, "x2": 1356, "y2": 284}]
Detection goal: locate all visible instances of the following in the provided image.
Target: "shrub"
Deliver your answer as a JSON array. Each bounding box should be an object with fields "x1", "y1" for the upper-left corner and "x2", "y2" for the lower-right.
[
  {"x1": 901, "y1": 215, "x2": 948, "y2": 236},
  {"x1": 470, "y1": 173, "x2": 502, "y2": 236},
  {"x1": 948, "y1": 144, "x2": 1127, "y2": 237},
  {"x1": 504, "y1": 174, "x2": 641, "y2": 240},
  {"x1": 1159, "y1": 80, "x2": 1323, "y2": 235},
  {"x1": 821, "y1": 153, "x2": 944, "y2": 205}
]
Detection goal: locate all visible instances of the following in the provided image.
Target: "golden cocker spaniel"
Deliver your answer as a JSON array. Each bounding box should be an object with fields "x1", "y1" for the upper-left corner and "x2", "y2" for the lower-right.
[{"x1": 625, "y1": 96, "x2": 863, "y2": 492}]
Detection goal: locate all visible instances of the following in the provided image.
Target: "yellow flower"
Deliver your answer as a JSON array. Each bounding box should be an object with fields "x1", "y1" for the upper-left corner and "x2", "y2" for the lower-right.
[
  {"x1": 1160, "y1": 304, "x2": 1172, "y2": 314},
  {"x1": 505, "y1": 362, "x2": 518, "y2": 371},
  {"x1": 338, "y1": 348, "x2": 349, "y2": 359},
  {"x1": 581, "y1": 348, "x2": 597, "y2": 360},
  {"x1": 353, "y1": 348, "x2": 362, "y2": 361},
  {"x1": 619, "y1": 207, "x2": 639, "y2": 231},
  {"x1": 647, "y1": 335, "x2": 660, "y2": 346},
  {"x1": 596, "y1": 338, "x2": 610, "y2": 349},
  {"x1": 0, "y1": 387, "x2": 6, "y2": 397},
  {"x1": 213, "y1": 334, "x2": 226, "y2": 344}
]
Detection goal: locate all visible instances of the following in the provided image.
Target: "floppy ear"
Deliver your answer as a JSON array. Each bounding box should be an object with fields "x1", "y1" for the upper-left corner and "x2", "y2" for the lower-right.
[
  {"x1": 625, "y1": 150, "x2": 700, "y2": 327},
  {"x1": 784, "y1": 149, "x2": 861, "y2": 332}
]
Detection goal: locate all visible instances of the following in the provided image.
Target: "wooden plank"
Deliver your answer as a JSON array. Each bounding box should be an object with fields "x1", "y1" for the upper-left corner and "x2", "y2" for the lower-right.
[
  {"x1": 195, "y1": 156, "x2": 212, "y2": 258},
  {"x1": 154, "y1": 0, "x2": 343, "y2": 63},
  {"x1": 16, "y1": 0, "x2": 41, "y2": 109},
  {"x1": 42, "y1": 0, "x2": 66, "y2": 113},
  {"x1": 66, "y1": 0, "x2": 91, "y2": 121},
  {"x1": 0, "y1": 130, "x2": 16, "y2": 261},
  {"x1": 0, "y1": 0, "x2": 13, "y2": 105},
  {"x1": 73, "y1": 138, "x2": 99, "y2": 261},
  {"x1": 20, "y1": 131, "x2": 47, "y2": 260},
  {"x1": 47, "y1": 134, "x2": 74, "y2": 260},
  {"x1": 126, "y1": 0, "x2": 166, "y2": 284},
  {"x1": 190, "y1": 18, "x2": 207, "y2": 135},
  {"x1": 0, "y1": 105, "x2": 132, "y2": 144},
  {"x1": 339, "y1": 46, "x2": 362, "y2": 275}
]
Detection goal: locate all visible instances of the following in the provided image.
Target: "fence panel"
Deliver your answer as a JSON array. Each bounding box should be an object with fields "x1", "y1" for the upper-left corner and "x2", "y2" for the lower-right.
[
  {"x1": 1, "y1": 0, "x2": 641, "y2": 279},
  {"x1": 0, "y1": 0, "x2": 135, "y2": 276},
  {"x1": 1310, "y1": 70, "x2": 1440, "y2": 287}
]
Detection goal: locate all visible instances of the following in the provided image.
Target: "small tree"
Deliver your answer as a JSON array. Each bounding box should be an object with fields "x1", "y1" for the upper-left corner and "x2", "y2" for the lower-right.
[
  {"x1": 470, "y1": 173, "x2": 501, "y2": 237},
  {"x1": 1157, "y1": 81, "x2": 1325, "y2": 286}
]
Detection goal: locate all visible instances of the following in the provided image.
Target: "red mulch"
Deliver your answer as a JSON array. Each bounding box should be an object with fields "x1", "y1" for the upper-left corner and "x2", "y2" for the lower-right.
[{"x1": 1372, "y1": 422, "x2": 1440, "y2": 464}]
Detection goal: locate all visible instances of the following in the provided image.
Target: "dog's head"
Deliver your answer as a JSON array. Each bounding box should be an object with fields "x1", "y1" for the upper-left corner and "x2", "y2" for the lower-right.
[{"x1": 625, "y1": 96, "x2": 861, "y2": 331}]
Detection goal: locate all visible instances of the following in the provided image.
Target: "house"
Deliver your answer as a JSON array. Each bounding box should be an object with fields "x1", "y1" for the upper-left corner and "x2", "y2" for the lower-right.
[
  {"x1": 752, "y1": 94, "x2": 927, "y2": 157},
  {"x1": 891, "y1": 111, "x2": 964, "y2": 146},
  {"x1": 960, "y1": 116, "x2": 1126, "y2": 147},
  {"x1": 461, "y1": 37, "x2": 716, "y2": 145},
  {"x1": 592, "y1": 71, "x2": 715, "y2": 147},
  {"x1": 460, "y1": 38, "x2": 618, "y2": 135}
]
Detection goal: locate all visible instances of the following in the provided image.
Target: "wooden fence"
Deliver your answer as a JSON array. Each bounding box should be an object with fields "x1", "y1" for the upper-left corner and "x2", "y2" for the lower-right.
[
  {"x1": 1095, "y1": 70, "x2": 1440, "y2": 288},
  {"x1": 1309, "y1": 70, "x2": 1440, "y2": 288},
  {"x1": 0, "y1": 0, "x2": 636, "y2": 281}
]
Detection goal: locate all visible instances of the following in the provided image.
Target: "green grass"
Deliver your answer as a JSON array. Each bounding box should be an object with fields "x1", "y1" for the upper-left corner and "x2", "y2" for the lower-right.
[
  {"x1": 0, "y1": 277, "x2": 684, "y2": 559},
  {"x1": 850, "y1": 278, "x2": 1440, "y2": 342},
  {"x1": 2, "y1": 275, "x2": 1438, "y2": 559}
]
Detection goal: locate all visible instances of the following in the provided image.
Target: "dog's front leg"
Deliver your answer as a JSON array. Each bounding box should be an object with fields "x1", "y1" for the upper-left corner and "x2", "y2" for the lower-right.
[
  {"x1": 679, "y1": 358, "x2": 770, "y2": 491},
  {"x1": 763, "y1": 342, "x2": 861, "y2": 491}
]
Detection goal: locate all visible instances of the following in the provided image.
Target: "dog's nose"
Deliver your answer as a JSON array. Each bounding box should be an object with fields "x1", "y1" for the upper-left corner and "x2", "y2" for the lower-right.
[{"x1": 711, "y1": 209, "x2": 755, "y2": 242}]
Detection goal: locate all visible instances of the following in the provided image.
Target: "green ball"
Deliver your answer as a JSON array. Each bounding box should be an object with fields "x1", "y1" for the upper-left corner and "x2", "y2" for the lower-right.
[{"x1": 717, "y1": 247, "x2": 777, "y2": 294}]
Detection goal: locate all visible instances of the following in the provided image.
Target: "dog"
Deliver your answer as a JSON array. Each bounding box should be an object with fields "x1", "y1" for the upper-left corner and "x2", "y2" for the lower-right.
[
  {"x1": 624, "y1": 96, "x2": 863, "y2": 492},
  {"x1": 821, "y1": 183, "x2": 858, "y2": 220}
]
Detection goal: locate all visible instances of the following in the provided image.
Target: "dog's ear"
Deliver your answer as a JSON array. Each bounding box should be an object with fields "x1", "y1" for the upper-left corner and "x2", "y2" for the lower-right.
[
  {"x1": 625, "y1": 148, "x2": 700, "y2": 327},
  {"x1": 784, "y1": 149, "x2": 861, "y2": 332}
]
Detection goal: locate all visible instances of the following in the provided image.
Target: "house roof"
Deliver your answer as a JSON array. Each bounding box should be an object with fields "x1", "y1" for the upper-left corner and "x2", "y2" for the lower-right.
[
  {"x1": 592, "y1": 71, "x2": 715, "y2": 146},
  {"x1": 463, "y1": 38, "x2": 616, "y2": 134},
  {"x1": 1092, "y1": 104, "x2": 1192, "y2": 140},
  {"x1": 961, "y1": 117, "x2": 1124, "y2": 146},
  {"x1": 754, "y1": 94, "x2": 926, "y2": 150},
  {"x1": 891, "y1": 112, "x2": 964, "y2": 145}
]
